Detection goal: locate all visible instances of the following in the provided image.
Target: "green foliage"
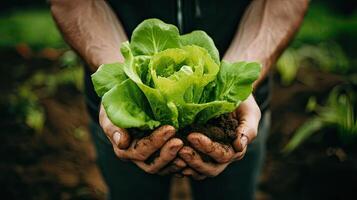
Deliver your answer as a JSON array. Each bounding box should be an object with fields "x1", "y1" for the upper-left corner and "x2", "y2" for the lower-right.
[
  {"x1": 276, "y1": 42, "x2": 351, "y2": 86},
  {"x1": 294, "y1": 4, "x2": 357, "y2": 44},
  {"x1": 276, "y1": 3, "x2": 356, "y2": 86},
  {"x1": 0, "y1": 10, "x2": 64, "y2": 50},
  {"x1": 276, "y1": 49, "x2": 299, "y2": 86},
  {"x1": 92, "y1": 19, "x2": 261, "y2": 130},
  {"x1": 9, "y1": 84, "x2": 45, "y2": 134},
  {"x1": 283, "y1": 118, "x2": 323, "y2": 153},
  {"x1": 284, "y1": 86, "x2": 357, "y2": 153}
]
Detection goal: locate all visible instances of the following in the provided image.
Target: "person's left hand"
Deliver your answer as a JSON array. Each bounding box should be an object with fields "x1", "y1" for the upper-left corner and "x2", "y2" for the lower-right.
[{"x1": 178, "y1": 95, "x2": 261, "y2": 180}]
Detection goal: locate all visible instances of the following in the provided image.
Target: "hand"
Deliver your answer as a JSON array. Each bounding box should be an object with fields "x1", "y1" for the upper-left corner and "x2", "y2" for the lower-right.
[
  {"x1": 99, "y1": 104, "x2": 186, "y2": 175},
  {"x1": 178, "y1": 95, "x2": 261, "y2": 180}
]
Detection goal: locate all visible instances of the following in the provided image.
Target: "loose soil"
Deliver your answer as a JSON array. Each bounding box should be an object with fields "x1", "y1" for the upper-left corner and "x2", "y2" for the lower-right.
[{"x1": 182, "y1": 114, "x2": 239, "y2": 144}]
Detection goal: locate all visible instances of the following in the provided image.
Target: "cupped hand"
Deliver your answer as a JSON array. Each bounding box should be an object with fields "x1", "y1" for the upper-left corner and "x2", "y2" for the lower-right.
[
  {"x1": 179, "y1": 95, "x2": 261, "y2": 180},
  {"x1": 99, "y1": 104, "x2": 186, "y2": 175}
]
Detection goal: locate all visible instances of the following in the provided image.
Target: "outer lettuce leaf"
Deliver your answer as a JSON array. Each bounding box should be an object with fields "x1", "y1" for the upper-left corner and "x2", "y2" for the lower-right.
[
  {"x1": 196, "y1": 61, "x2": 261, "y2": 123},
  {"x1": 91, "y1": 63, "x2": 128, "y2": 97},
  {"x1": 102, "y1": 79, "x2": 160, "y2": 129},
  {"x1": 178, "y1": 101, "x2": 234, "y2": 127},
  {"x1": 130, "y1": 19, "x2": 181, "y2": 56},
  {"x1": 196, "y1": 101, "x2": 236, "y2": 124},
  {"x1": 180, "y1": 31, "x2": 220, "y2": 64},
  {"x1": 215, "y1": 61, "x2": 261, "y2": 103}
]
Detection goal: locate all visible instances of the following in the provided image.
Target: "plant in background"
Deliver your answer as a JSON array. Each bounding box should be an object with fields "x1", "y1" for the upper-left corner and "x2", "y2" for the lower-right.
[
  {"x1": 276, "y1": 42, "x2": 351, "y2": 86},
  {"x1": 92, "y1": 19, "x2": 261, "y2": 132},
  {"x1": 284, "y1": 85, "x2": 357, "y2": 153},
  {"x1": 276, "y1": 49, "x2": 300, "y2": 86},
  {"x1": 6, "y1": 50, "x2": 83, "y2": 134}
]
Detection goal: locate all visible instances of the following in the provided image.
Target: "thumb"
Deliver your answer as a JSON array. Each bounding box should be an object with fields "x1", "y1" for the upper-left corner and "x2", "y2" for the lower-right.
[
  {"x1": 108, "y1": 126, "x2": 131, "y2": 149},
  {"x1": 232, "y1": 95, "x2": 261, "y2": 152},
  {"x1": 233, "y1": 123, "x2": 253, "y2": 152},
  {"x1": 99, "y1": 104, "x2": 131, "y2": 149}
]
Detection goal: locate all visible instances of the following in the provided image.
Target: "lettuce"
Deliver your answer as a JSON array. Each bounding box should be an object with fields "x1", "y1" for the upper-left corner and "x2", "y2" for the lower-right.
[{"x1": 91, "y1": 19, "x2": 261, "y2": 130}]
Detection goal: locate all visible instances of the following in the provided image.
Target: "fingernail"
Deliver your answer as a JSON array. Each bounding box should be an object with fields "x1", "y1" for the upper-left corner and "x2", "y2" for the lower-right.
[
  {"x1": 113, "y1": 131, "x2": 121, "y2": 146},
  {"x1": 241, "y1": 135, "x2": 248, "y2": 149},
  {"x1": 163, "y1": 130, "x2": 174, "y2": 140},
  {"x1": 170, "y1": 145, "x2": 180, "y2": 154}
]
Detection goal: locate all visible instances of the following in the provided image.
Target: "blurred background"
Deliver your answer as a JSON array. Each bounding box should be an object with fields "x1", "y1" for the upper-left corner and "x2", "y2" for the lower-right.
[{"x1": 0, "y1": 0, "x2": 356, "y2": 199}]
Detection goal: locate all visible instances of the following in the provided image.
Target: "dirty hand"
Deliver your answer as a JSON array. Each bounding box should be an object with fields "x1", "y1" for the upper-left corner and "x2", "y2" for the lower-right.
[
  {"x1": 179, "y1": 95, "x2": 261, "y2": 180},
  {"x1": 99, "y1": 104, "x2": 186, "y2": 175}
]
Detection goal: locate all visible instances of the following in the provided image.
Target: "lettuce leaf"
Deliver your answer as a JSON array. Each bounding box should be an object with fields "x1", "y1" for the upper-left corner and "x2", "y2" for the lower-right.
[
  {"x1": 102, "y1": 79, "x2": 160, "y2": 129},
  {"x1": 92, "y1": 18, "x2": 261, "y2": 131},
  {"x1": 180, "y1": 31, "x2": 220, "y2": 65},
  {"x1": 91, "y1": 63, "x2": 128, "y2": 97},
  {"x1": 130, "y1": 18, "x2": 181, "y2": 56}
]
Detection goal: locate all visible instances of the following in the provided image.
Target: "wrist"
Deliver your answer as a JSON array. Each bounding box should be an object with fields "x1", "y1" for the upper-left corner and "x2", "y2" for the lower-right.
[{"x1": 223, "y1": 50, "x2": 270, "y2": 67}]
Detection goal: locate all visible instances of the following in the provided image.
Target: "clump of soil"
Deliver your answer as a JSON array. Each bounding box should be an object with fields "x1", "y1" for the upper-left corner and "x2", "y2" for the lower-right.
[{"x1": 181, "y1": 114, "x2": 239, "y2": 144}]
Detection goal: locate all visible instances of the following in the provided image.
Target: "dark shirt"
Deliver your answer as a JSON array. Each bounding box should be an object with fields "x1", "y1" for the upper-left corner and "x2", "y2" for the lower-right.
[{"x1": 84, "y1": 0, "x2": 271, "y2": 123}]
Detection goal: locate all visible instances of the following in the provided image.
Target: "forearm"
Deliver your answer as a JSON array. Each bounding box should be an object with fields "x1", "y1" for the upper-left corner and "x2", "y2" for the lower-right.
[
  {"x1": 50, "y1": 0, "x2": 127, "y2": 71},
  {"x1": 224, "y1": 0, "x2": 309, "y2": 88}
]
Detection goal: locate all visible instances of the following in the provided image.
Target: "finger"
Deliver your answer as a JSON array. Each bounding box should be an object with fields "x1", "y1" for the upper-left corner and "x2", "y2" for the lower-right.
[
  {"x1": 134, "y1": 125, "x2": 176, "y2": 160},
  {"x1": 182, "y1": 168, "x2": 206, "y2": 180},
  {"x1": 99, "y1": 104, "x2": 130, "y2": 149},
  {"x1": 187, "y1": 133, "x2": 235, "y2": 163},
  {"x1": 115, "y1": 125, "x2": 176, "y2": 161},
  {"x1": 133, "y1": 138, "x2": 183, "y2": 174},
  {"x1": 179, "y1": 146, "x2": 228, "y2": 177},
  {"x1": 110, "y1": 129, "x2": 131, "y2": 149},
  {"x1": 233, "y1": 124, "x2": 254, "y2": 152},
  {"x1": 233, "y1": 145, "x2": 248, "y2": 161},
  {"x1": 158, "y1": 158, "x2": 187, "y2": 175},
  {"x1": 158, "y1": 165, "x2": 180, "y2": 176},
  {"x1": 173, "y1": 158, "x2": 187, "y2": 168}
]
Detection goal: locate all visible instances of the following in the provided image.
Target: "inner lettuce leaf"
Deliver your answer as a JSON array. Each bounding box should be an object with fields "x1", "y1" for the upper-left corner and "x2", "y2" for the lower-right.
[
  {"x1": 180, "y1": 31, "x2": 220, "y2": 65},
  {"x1": 92, "y1": 18, "x2": 261, "y2": 130}
]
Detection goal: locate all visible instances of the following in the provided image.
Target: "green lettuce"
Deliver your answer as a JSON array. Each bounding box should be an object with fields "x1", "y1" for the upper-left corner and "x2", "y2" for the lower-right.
[{"x1": 91, "y1": 18, "x2": 261, "y2": 130}]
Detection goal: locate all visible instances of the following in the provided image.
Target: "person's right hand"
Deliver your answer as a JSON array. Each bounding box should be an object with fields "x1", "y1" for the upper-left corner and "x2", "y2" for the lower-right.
[{"x1": 99, "y1": 104, "x2": 186, "y2": 175}]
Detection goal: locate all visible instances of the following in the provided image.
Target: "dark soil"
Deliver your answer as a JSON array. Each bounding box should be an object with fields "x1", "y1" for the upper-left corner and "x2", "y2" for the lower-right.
[
  {"x1": 181, "y1": 114, "x2": 239, "y2": 144},
  {"x1": 180, "y1": 114, "x2": 239, "y2": 162},
  {"x1": 0, "y1": 50, "x2": 107, "y2": 200},
  {"x1": 130, "y1": 113, "x2": 239, "y2": 144},
  {"x1": 258, "y1": 68, "x2": 356, "y2": 200}
]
